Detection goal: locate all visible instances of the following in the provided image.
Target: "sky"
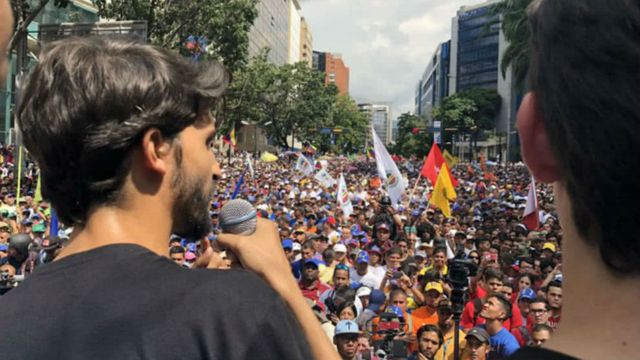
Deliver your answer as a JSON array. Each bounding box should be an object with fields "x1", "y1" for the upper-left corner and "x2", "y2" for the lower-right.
[{"x1": 300, "y1": 0, "x2": 488, "y2": 120}]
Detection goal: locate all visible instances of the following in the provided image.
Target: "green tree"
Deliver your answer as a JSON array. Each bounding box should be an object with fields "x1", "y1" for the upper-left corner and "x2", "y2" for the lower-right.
[
  {"x1": 433, "y1": 89, "x2": 501, "y2": 158},
  {"x1": 224, "y1": 55, "x2": 338, "y2": 150},
  {"x1": 309, "y1": 95, "x2": 368, "y2": 154},
  {"x1": 456, "y1": 88, "x2": 501, "y2": 131},
  {"x1": 94, "y1": 0, "x2": 258, "y2": 73},
  {"x1": 393, "y1": 112, "x2": 432, "y2": 158},
  {"x1": 491, "y1": 0, "x2": 534, "y2": 89}
]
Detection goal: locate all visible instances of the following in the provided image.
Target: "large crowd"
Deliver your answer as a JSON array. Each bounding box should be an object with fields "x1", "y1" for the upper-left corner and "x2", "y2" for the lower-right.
[{"x1": 0, "y1": 146, "x2": 562, "y2": 360}]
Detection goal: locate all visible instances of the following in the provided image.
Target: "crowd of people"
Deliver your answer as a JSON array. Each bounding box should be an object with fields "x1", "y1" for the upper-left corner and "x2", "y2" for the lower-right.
[
  {"x1": 0, "y1": 139, "x2": 563, "y2": 360},
  {"x1": 153, "y1": 149, "x2": 561, "y2": 360}
]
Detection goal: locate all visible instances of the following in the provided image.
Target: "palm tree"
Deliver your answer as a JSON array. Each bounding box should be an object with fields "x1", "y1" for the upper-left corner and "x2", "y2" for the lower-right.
[{"x1": 491, "y1": 0, "x2": 535, "y2": 90}]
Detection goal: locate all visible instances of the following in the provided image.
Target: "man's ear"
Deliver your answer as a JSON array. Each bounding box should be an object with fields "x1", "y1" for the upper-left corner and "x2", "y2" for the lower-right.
[
  {"x1": 516, "y1": 93, "x2": 561, "y2": 183},
  {"x1": 140, "y1": 128, "x2": 173, "y2": 175}
]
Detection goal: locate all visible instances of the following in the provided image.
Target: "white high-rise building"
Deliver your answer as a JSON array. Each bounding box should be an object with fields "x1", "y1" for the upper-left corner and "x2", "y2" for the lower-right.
[
  {"x1": 358, "y1": 102, "x2": 393, "y2": 146},
  {"x1": 288, "y1": 0, "x2": 301, "y2": 64}
]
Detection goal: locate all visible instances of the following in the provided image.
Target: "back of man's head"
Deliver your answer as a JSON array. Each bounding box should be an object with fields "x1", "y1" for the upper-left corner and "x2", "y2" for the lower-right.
[
  {"x1": 18, "y1": 36, "x2": 229, "y2": 226},
  {"x1": 528, "y1": 0, "x2": 640, "y2": 273}
]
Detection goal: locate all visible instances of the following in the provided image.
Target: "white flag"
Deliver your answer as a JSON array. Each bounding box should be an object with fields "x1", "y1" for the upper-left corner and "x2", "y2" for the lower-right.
[
  {"x1": 372, "y1": 126, "x2": 406, "y2": 205},
  {"x1": 314, "y1": 169, "x2": 335, "y2": 188},
  {"x1": 337, "y1": 174, "x2": 353, "y2": 219},
  {"x1": 295, "y1": 153, "x2": 314, "y2": 176},
  {"x1": 245, "y1": 153, "x2": 254, "y2": 178}
]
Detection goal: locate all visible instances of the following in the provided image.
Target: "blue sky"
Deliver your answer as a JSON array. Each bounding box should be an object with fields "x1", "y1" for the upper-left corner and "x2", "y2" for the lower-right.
[{"x1": 300, "y1": 0, "x2": 487, "y2": 120}]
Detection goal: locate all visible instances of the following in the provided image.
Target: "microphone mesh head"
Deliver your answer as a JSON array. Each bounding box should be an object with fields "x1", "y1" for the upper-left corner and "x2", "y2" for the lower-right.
[{"x1": 219, "y1": 199, "x2": 257, "y2": 235}]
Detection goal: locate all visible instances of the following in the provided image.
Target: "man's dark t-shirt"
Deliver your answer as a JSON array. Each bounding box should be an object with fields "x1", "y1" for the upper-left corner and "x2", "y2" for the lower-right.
[
  {"x1": 508, "y1": 347, "x2": 580, "y2": 359},
  {"x1": 0, "y1": 244, "x2": 312, "y2": 359}
]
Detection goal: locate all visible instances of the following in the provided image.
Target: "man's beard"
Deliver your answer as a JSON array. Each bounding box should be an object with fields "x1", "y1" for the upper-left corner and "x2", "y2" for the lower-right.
[{"x1": 171, "y1": 147, "x2": 213, "y2": 239}]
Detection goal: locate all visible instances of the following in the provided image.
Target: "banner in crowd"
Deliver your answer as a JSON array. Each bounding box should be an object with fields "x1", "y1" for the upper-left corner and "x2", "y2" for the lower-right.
[
  {"x1": 314, "y1": 169, "x2": 336, "y2": 188},
  {"x1": 295, "y1": 153, "x2": 314, "y2": 176},
  {"x1": 337, "y1": 174, "x2": 353, "y2": 218},
  {"x1": 371, "y1": 126, "x2": 405, "y2": 206}
]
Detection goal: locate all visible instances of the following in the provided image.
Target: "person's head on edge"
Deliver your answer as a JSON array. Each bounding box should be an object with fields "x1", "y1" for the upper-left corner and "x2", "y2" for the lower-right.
[
  {"x1": 530, "y1": 323, "x2": 553, "y2": 347},
  {"x1": 416, "y1": 324, "x2": 443, "y2": 360},
  {"x1": 333, "y1": 320, "x2": 359, "y2": 360},
  {"x1": 0, "y1": 0, "x2": 14, "y2": 85},
  {"x1": 519, "y1": 0, "x2": 640, "y2": 275},
  {"x1": 463, "y1": 327, "x2": 491, "y2": 360},
  {"x1": 18, "y1": 36, "x2": 229, "y2": 240}
]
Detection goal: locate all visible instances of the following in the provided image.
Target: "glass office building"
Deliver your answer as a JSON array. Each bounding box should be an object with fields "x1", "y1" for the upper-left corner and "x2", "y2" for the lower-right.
[{"x1": 248, "y1": 0, "x2": 290, "y2": 65}]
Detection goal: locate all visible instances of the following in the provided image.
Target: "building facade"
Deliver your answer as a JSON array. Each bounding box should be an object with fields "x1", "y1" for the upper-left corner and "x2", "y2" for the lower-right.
[
  {"x1": 287, "y1": 0, "x2": 301, "y2": 64},
  {"x1": 248, "y1": 0, "x2": 290, "y2": 65},
  {"x1": 312, "y1": 51, "x2": 349, "y2": 96},
  {"x1": 359, "y1": 103, "x2": 393, "y2": 145},
  {"x1": 299, "y1": 17, "x2": 313, "y2": 67},
  {"x1": 448, "y1": 0, "x2": 518, "y2": 161},
  {"x1": 414, "y1": 41, "x2": 450, "y2": 124}
]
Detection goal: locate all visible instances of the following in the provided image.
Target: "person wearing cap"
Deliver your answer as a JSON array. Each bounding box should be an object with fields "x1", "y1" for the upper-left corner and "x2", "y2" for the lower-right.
[
  {"x1": 461, "y1": 327, "x2": 491, "y2": 360},
  {"x1": 541, "y1": 242, "x2": 556, "y2": 259},
  {"x1": 411, "y1": 281, "x2": 443, "y2": 339},
  {"x1": 349, "y1": 251, "x2": 383, "y2": 290},
  {"x1": 356, "y1": 289, "x2": 385, "y2": 330},
  {"x1": 434, "y1": 298, "x2": 466, "y2": 360},
  {"x1": 0, "y1": 234, "x2": 32, "y2": 276},
  {"x1": 281, "y1": 238, "x2": 295, "y2": 263},
  {"x1": 367, "y1": 245, "x2": 385, "y2": 277},
  {"x1": 333, "y1": 320, "x2": 360, "y2": 360},
  {"x1": 511, "y1": 288, "x2": 537, "y2": 347},
  {"x1": 372, "y1": 221, "x2": 394, "y2": 253},
  {"x1": 298, "y1": 258, "x2": 331, "y2": 304},
  {"x1": 291, "y1": 239, "x2": 319, "y2": 279},
  {"x1": 333, "y1": 243, "x2": 349, "y2": 266},
  {"x1": 478, "y1": 293, "x2": 520, "y2": 358}
]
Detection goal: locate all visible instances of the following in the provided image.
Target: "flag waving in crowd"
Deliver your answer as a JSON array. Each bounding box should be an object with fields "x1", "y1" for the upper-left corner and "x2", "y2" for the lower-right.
[
  {"x1": 421, "y1": 142, "x2": 459, "y2": 187},
  {"x1": 222, "y1": 128, "x2": 236, "y2": 148},
  {"x1": 430, "y1": 162, "x2": 457, "y2": 218},
  {"x1": 523, "y1": 176, "x2": 539, "y2": 230},
  {"x1": 295, "y1": 153, "x2": 314, "y2": 176},
  {"x1": 371, "y1": 126, "x2": 405, "y2": 206},
  {"x1": 336, "y1": 174, "x2": 353, "y2": 219}
]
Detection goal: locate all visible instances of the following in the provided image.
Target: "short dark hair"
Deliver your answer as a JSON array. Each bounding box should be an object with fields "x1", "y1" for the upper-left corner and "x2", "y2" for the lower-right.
[
  {"x1": 169, "y1": 246, "x2": 185, "y2": 255},
  {"x1": 18, "y1": 36, "x2": 229, "y2": 225},
  {"x1": 483, "y1": 268, "x2": 503, "y2": 283},
  {"x1": 528, "y1": 0, "x2": 640, "y2": 273},
  {"x1": 488, "y1": 293, "x2": 512, "y2": 320},
  {"x1": 416, "y1": 324, "x2": 443, "y2": 347},
  {"x1": 302, "y1": 240, "x2": 315, "y2": 250},
  {"x1": 545, "y1": 280, "x2": 562, "y2": 293},
  {"x1": 532, "y1": 323, "x2": 553, "y2": 334},
  {"x1": 530, "y1": 296, "x2": 550, "y2": 310},
  {"x1": 386, "y1": 246, "x2": 403, "y2": 257}
]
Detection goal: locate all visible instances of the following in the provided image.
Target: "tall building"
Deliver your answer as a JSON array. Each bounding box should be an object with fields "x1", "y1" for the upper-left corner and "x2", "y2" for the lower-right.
[
  {"x1": 359, "y1": 102, "x2": 393, "y2": 145},
  {"x1": 299, "y1": 17, "x2": 313, "y2": 67},
  {"x1": 414, "y1": 41, "x2": 451, "y2": 123},
  {"x1": 312, "y1": 51, "x2": 350, "y2": 96},
  {"x1": 248, "y1": 0, "x2": 290, "y2": 65},
  {"x1": 287, "y1": 0, "x2": 301, "y2": 64},
  {"x1": 448, "y1": 0, "x2": 517, "y2": 160}
]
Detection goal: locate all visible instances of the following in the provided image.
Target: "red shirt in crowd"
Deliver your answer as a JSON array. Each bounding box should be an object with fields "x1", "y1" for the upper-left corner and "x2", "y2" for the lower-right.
[{"x1": 298, "y1": 280, "x2": 331, "y2": 304}]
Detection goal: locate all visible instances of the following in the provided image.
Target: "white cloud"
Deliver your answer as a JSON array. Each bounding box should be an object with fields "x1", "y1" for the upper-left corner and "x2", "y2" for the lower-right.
[
  {"x1": 300, "y1": 0, "x2": 487, "y2": 118},
  {"x1": 371, "y1": 33, "x2": 391, "y2": 49}
]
